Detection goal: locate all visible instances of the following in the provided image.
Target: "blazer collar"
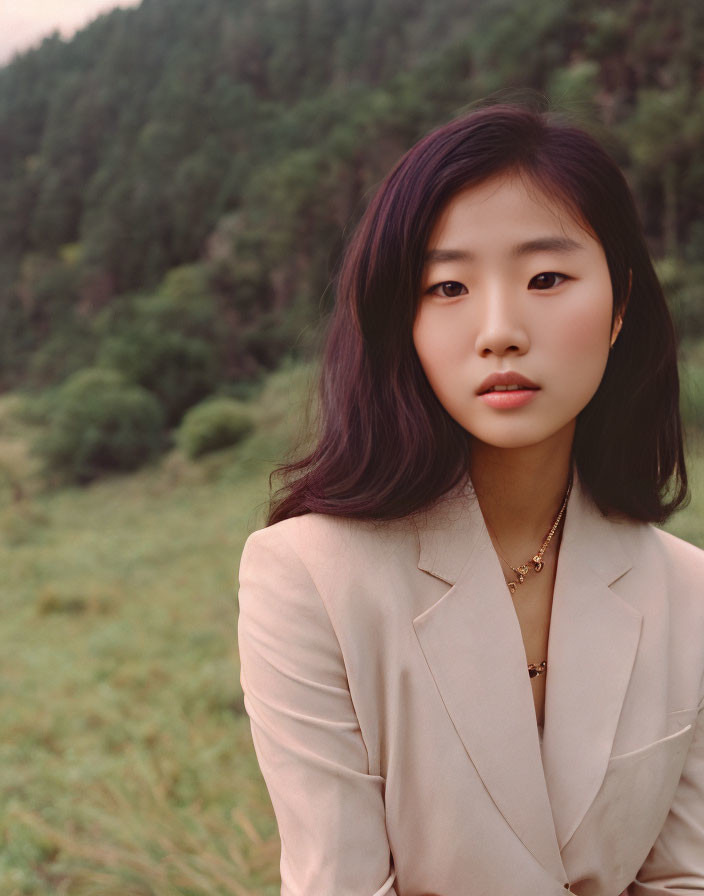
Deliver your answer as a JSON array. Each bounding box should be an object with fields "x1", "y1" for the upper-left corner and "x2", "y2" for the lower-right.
[{"x1": 412, "y1": 461, "x2": 641, "y2": 880}]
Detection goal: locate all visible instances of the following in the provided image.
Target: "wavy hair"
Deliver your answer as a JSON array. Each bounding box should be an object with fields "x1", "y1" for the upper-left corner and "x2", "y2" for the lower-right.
[{"x1": 267, "y1": 100, "x2": 688, "y2": 525}]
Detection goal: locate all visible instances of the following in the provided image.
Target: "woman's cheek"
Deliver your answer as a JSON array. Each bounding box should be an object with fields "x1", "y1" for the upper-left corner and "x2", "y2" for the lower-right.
[
  {"x1": 414, "y1": 305, "x2": 472, "y2": 365},
  {"x1": 413, "y1": 309, "x2": 453, "y2": 376},
  {"x1": 550, "y1": 308, "x2": 612, "y2": 398}
]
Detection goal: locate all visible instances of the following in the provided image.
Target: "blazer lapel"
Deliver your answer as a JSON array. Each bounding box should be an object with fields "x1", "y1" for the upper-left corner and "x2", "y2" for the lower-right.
[
  {"x1": 413, "y1": 475, "x2": 565, "y2": 879},
  {"x1": 540, "y1": 469, "x2": 642, "y2": 850},
  {"x1": 411, "y1": 463, "x2": 641, "y2": 877}
]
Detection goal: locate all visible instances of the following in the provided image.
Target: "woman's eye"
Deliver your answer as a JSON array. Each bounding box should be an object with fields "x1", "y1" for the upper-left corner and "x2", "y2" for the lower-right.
[
  {"x1": 530, "y1": 272, "x2": 569, "y2": 289},
  {"x1": 428, "y1": 281, "x2": 468, "y2": 298},
  {"x1": 426, "y1": 274, "x2": 568, "y2": 297}
]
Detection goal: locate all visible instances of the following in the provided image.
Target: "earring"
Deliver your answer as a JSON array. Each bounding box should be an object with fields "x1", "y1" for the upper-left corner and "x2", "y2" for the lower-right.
[{"x1": 610, "y1": 316, "x2": 623, "y2": 350}]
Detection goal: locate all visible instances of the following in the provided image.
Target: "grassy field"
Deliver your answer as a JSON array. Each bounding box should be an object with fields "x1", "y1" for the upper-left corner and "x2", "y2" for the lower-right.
[
  {"x1": 0, "y1": 361, "x2": 320, "y2": 896},
  {"x1": 1, "y1": 360, "x2": 702, "y2": 895}
]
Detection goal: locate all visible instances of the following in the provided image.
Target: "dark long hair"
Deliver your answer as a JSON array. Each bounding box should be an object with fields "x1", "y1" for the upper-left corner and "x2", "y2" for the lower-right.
[{"x1": 267, "y1": 101, "x2": 689, "y2": 526}]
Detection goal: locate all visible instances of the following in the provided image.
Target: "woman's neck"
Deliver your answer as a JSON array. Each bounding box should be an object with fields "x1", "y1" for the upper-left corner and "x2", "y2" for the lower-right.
[{"x1": 468, "y1": 434, "x2": 574, "y2": 560}]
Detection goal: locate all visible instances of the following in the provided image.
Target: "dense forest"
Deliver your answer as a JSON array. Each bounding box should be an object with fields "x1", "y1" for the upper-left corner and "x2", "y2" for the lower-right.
[{"x1": 1, "y1": 0, "x2": 703, "y2": 410}]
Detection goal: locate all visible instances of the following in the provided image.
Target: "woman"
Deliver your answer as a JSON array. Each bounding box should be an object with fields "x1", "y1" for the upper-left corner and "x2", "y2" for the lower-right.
[{"x1": 236, "y1": 102, "x2": 704, "y2": 895}]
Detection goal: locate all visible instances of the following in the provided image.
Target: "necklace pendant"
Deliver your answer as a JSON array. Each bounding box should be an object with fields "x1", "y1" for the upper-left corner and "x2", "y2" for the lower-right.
[
  {"x1": 508, "y1": 581, "x2": 518, "y2": 594},
  {"x1": 531, "y1": 555, "x2": 544, "y2": 573},
  {"x1": 528, "y1": 661, "x2": 547, "y2": 678},
  {"x1": 516, "y1": 564, "x2": 530, "y2": 579}
]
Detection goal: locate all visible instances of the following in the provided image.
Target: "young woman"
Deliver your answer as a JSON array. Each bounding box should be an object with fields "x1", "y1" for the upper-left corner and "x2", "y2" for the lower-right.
[{"x1": 237, "y1": 102, "x2": 704, "y2": 896}]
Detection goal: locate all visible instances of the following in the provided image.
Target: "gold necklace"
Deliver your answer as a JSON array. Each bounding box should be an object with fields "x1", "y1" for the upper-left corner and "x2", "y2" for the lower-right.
[
  {"x1": 487, "y1": 473, "x2": 573, "y2": 679},
  {"x1": 495, "y1": 474, "x2": 572, "y2": 594}
]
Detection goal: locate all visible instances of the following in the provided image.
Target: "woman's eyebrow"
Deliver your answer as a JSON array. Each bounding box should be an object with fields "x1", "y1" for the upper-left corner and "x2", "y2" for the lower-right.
[{"x1": 424, "y1": 236, "x2": 586, "y2": 263}]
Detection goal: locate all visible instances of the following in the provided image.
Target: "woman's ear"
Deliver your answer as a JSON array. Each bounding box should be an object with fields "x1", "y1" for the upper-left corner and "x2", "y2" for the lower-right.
[{"x1": 610, "y1": 269, "x2": 631, "y2": 348}]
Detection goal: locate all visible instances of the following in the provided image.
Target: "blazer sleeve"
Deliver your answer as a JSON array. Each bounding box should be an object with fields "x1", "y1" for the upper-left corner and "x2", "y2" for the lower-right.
[
  {"x1": 630, "y1": 694, "x2": 704, "y2": 894},
  {"x1": 237, "y1": 524, "x2": 399, "y2": 896}
]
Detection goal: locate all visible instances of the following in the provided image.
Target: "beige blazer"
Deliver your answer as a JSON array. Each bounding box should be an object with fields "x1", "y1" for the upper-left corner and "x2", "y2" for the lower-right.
[{"x1": 237, "y1": 462, "x2": 704, "y2": 896}]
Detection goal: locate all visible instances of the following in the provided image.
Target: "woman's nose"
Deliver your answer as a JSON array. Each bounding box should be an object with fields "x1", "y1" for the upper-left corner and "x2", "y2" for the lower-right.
[{"x1": 473, "y1": 286, "x2": 530, "y2": 357}]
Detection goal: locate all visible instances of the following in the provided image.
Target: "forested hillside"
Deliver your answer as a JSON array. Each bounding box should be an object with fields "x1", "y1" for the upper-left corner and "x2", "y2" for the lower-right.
[{"x1": 1, "y1": 0, "x2": 703, "y2": 400}]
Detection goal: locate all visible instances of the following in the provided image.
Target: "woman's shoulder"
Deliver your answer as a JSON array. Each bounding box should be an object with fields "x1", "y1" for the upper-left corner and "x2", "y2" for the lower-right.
[
  {"x1": 237, "y1": 512, "x2": 421, "y2": 632},
  {"x1": 635, "y1": 523, "x2": 704, "y2": 615},
  {"x1": 609, "y1": 506, "x2": 704, "y2": 569},
  {"x1": 240, "y1": 510, "x2": 417, "y2": 575},
  {"x1": 647, "y1": 523, "x2": 704, "y2": 570},
  {"x1": 584, "y1": 509, "x2": 704, "y2": 621}
]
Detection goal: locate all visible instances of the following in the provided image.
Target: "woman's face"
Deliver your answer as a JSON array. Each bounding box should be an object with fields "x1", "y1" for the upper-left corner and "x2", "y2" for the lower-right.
[{"x1": 412, "y1": 171, "x2": 623, "y2": 452}]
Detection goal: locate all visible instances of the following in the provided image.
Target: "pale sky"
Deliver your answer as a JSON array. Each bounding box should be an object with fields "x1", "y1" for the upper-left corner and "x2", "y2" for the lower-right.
[{"x1": 0, "y1": 0, "x2": 141, "y2": 66}]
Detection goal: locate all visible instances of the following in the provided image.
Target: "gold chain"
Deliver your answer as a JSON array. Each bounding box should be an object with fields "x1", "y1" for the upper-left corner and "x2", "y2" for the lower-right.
[
  {"x1": 488, "y1": 473, "x2": 573, "y2": 679},
  {"x1": 492, "y1": 473, "x2": 572, "y2": 594}
]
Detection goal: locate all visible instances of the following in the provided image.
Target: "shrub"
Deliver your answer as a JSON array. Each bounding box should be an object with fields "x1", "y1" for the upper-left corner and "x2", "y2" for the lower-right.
[
  {"x1": 657, "y1": 259, "x2": 704, "y2": 343},
  {"x1": 38, "y1": 368, "x2": 165, "y2": 483},
  {"x1": 95, "y1": 269, "x2": 223, "y2": 425},
  {"x1": 680, "y1": 361, "x2": 704, "y2": 433},
  {"x1": 99, "y1": 328, "x2": 218, "y2": 426},
  {"x1": 176, "y1": 397, "x2": 254, "y2": 459}
]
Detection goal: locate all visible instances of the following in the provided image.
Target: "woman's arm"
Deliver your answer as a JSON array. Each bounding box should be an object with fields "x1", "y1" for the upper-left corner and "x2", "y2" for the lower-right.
[
  {"x1": 629, "y1": 696, "x2": 704, "y2": 894},
  {"x1": 237, "y1": 523, "x2": 399, "y2": 896}
]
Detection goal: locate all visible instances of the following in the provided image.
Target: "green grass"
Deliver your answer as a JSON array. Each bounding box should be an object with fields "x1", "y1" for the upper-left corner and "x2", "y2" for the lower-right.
[
  {"x1": 0, "y1": 361, "x2": 319, "y2": 896},
  {"x1": 0, "y1": 357, "x2": 701, "y2": 895}
]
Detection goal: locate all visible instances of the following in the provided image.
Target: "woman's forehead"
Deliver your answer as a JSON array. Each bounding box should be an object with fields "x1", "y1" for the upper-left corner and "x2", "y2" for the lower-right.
[{"x1": 427, "y1": 172, "x2": 598, "y2": 252}]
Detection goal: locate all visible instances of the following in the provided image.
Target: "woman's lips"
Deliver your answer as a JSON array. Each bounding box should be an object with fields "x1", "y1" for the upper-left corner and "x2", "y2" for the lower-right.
[
  {"x1": 476, "y1": 371, "x2": 540, "y2": 394},
  {"x1": 479, "y1": 388, "x2": 540, "y2": 409}
]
